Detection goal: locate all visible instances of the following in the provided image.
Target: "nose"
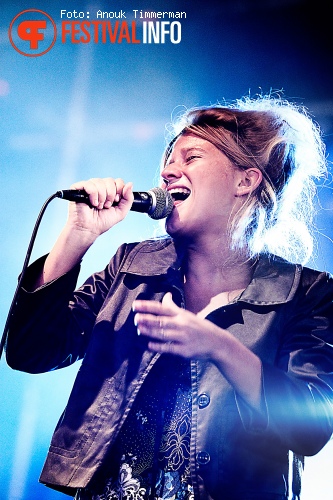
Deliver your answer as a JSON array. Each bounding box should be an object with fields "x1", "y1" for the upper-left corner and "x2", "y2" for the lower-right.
[{"x1": 161, "y1": 162, "x2": 183, "y2": 186}]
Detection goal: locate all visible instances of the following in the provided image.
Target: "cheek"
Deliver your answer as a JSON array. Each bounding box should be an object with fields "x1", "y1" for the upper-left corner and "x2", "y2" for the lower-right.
[
  {"x1": 203, "y1": 160, "x2": 233, "y2": 182},
  {"x1": 202, "y1": 171, "x2": 236, "y2": 201}
]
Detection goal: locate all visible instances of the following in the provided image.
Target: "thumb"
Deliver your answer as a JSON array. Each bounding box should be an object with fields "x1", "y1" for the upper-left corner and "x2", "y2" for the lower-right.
[{"x1": 162, "y1": 292, "x2": 178, "y2": 311}]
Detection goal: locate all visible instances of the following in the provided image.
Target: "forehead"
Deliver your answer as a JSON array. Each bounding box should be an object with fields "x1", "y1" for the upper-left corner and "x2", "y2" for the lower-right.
[{"x1": 170, "y1": 132, "x2": 219, "y2": 153}]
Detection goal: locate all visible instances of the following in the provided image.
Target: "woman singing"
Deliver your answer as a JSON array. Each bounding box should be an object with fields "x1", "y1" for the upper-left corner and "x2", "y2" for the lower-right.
[{"x1": 6, "y1": 95, "x2": 333, "y2": 500}]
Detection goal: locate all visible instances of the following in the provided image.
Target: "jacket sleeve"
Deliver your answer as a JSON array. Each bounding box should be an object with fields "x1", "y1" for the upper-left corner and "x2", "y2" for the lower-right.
[
  {"x1": 5, "y1": 244, "x2": 130, "y2": 374},
  {"x1": 237, "y1": 269, "x2": 333, "y2": 456}
]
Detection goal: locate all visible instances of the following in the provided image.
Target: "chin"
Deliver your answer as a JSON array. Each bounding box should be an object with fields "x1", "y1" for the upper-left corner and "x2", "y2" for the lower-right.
[
  {"x1": 165, "y1": 220, "x2": 193, "y2": 244},
  {"x1": 165, "y1": 205, "x2": 186, "y2": 233},
  {"x1": 165, "y1": 217, "x2": 182, "y2": 238},
  {"x1": 165, "y1": 221, "x2": 177, "y2": 237}
]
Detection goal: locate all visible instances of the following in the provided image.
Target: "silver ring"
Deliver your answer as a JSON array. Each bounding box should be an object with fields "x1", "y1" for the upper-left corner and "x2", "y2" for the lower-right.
[{"x1": 159, "y1": 319, "x2": 164, "y2": 339}]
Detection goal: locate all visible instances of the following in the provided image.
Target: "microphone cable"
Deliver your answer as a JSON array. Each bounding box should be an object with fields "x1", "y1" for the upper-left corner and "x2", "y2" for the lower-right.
[
  {"x1": 0, "y1": 186, "x2": 173, "y2": 360},
  {"x1": 0, "y1": 193, "x2": 59, "y2": 360}
]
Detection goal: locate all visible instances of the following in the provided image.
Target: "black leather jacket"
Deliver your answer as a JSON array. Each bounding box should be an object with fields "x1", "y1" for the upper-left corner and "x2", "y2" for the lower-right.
[{"x1": 6, "y1": 238, "x2": 333, "y2": 499}]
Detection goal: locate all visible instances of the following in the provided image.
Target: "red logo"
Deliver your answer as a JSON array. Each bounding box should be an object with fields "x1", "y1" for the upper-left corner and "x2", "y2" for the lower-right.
[{"x1": 9, "y1": 10, "x2": 57, "y2": 57}]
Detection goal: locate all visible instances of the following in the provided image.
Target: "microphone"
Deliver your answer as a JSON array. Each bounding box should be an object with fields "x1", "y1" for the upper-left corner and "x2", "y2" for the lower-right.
[{"x1": 56, "y1": 187, "x2": 173, "y2": 220}]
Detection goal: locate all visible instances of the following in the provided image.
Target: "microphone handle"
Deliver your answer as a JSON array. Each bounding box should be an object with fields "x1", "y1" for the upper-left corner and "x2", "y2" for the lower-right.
[
  {"x1": 56, "y1": 189, "x2": 152, "y2": 213},
  {"x1": 57, "y1": 189, "x2": 91, "y2": 204}
]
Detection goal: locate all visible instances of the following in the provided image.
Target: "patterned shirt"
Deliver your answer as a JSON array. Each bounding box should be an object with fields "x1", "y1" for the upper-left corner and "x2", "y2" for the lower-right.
[{"x1": 78, "y1": 354, "x2": 193, "y2": 500}]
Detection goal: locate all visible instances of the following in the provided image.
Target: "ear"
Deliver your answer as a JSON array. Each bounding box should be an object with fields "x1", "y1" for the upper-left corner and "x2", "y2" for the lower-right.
[{"x1": 235, "y1": 168, "x2": 262, "y2": 197}]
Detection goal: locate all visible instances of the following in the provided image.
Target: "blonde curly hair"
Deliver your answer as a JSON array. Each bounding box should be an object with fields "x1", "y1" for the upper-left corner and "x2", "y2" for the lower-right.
[{"x1": 163, "y1": 95, "x2": 327, "y2": 264}]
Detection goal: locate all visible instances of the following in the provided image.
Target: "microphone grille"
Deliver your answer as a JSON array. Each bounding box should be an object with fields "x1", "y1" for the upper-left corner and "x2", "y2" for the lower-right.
[{"x1": 148, "y1": 188, "x2": 174, "y2": 220}]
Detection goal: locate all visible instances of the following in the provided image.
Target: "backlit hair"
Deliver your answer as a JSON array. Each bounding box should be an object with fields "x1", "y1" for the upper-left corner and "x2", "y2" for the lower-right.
[{"x1": 163, "y1": 95, "x2": 327, "y2": 264}]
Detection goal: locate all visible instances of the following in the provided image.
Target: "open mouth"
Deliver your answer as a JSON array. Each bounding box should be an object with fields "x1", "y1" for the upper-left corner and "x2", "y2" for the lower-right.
[{"x1": 168, "y1": 187, "x2": 191, "y2": 205}]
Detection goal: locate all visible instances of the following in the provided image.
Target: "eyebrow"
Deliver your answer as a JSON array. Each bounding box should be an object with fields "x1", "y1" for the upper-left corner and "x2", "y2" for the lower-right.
[
  {"x1": 166, "y1": 146, "x2": 207, "y2": 164},
  {"x1": 181, "y1": 146, "x2": 206, "y2": 153}
]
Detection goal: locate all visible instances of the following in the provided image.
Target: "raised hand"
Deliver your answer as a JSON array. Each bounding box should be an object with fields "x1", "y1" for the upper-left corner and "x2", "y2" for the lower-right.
[{"x1": 67, "y1": 177, "x2": 134, "y2": 238}]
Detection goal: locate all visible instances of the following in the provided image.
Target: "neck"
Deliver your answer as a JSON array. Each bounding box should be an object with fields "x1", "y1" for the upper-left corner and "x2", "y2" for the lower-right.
[
  {"x1": 175, "y1": 237, "x2": 255, "y2": 314},
  {"x1": 176, "y1": 240, "x2": 252, "y2": 316},
  {"x1": 179, "y1": 236, "x2": 252, "y2": 290}
]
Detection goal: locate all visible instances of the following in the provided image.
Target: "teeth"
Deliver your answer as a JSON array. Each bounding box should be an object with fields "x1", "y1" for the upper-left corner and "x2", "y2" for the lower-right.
[
  {"x1": 168, "y1": 187, "x2": 191, "y2": 202},
  {"x1": 169, "y1": 188, "x2": 191, "y2": 195}
]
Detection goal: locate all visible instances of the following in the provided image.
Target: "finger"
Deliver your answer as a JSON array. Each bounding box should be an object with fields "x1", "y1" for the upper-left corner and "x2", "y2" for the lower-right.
[
  {"x1": 110, "y1": 178, "x2": 124, "y2": 205},
  {"x1": 147, "y1": 340, "x2": 180, "y2": 355},
  {"x1": 134, "y1": 313, "x2": 168, "y2": 338},
  {"x1": 91, "y1": 178, "x2": 110, "y2": 209},
  {"x1": 103, "y1": 178, "x2": 120, "y2": 208},
  {"x1": 116, "y1": 181, "x2": 134, "y2": 212},
  {"x1": 70, "y1": 179, "x2": 100, "y2": 208},
  {"x1": 70, "y1": 178, "x2": 109, "y2": 209}
]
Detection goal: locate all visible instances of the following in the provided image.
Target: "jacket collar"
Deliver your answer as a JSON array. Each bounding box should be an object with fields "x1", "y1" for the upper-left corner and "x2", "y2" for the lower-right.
[
  {"x1": 121, "y1": 238, "x2": 301, "y2": 305},
  {"x1": 241, "y1": 254, "x2": 301, "y2": 305},
  {"x1": 121, "y1": 238, "x2": 181, "y2": 276}
]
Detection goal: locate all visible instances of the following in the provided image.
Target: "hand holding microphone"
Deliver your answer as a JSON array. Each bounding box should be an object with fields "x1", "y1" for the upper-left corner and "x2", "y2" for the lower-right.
[
  {"x1": 57, "y1": 177, "x2": 173, "y2": 243},
  {"x1": 57, "y1": 186, "x2": 173, "y2": 220}
]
